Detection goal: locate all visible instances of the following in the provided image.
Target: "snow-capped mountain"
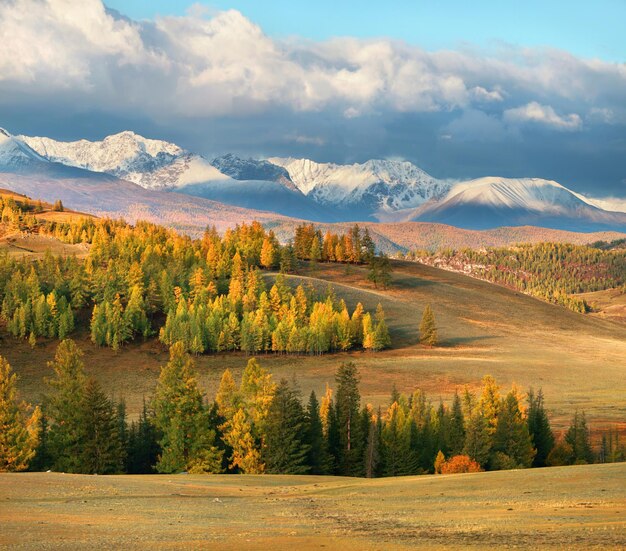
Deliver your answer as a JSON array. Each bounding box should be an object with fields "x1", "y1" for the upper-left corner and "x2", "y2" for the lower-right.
[
  {"x1": 408, "y1": 177, "x2": 626, "y2": 231},
  {"x1": 212, "y1": 154, "x2": 298, "y2": 191},
  {"x1": 20, "y1": 131, "x2": 229, "y2": 189},
  {"x1": 0, "y1": 127, "x2": 50, "y2": 170},
  {"x1": 269, "y1": 157, "x2": 452, "y2": 215},
  {"x1": 11, "y1": 128, "x2": 626, "y2": 231}
]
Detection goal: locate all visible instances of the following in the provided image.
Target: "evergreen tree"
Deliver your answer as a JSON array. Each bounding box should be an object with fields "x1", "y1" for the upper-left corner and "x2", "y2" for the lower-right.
[
  {"x1": 334, "y1": 362, "x2": 362, "y2": 476},
  {"x1": 263, "y1": 379, "x2": 310, "y2": 474},
  {"x1": 78, "y1": 379, "x2": 124, "y2": 474},
  {"x1": 127, "y1": 399, "x2": 160, "y2": 474},
  {"x1": 0, "y1": 357, "x2": 41, "y2": 472},
  {"x1": 382, "y1": 401, "x2": 416, "y2": 476},
  {"x1": 153, "y1": 343, "x2": 223, "y2": 473},
  {"x1": 45, "y1": 340, "x2": 87, "y2": 473},
  {"x1": 29, "y1": 412, "x2": 52, "y2": 471},
  {"x1": 565, "y1": 411, "x2": 594, "y2": 464},
  {"x1": 527, "y1": 388, "x2": 555, "y2": 467},
  {"x1": 364, "y1": 409, "x2": 382, "y2": 478},
  {"x1": 304, "y1": 391, "x2": 330, "y2": 474},
  {"x1": 491, "y1": 390, "x2": 536, "y2": 469},
  {"x1": 447, "y1": 392, "x2": 466, "y2": 456},
  {"x1": 463, "y1": 412, "x2": 491, "y2": 467},
  {"x1": 419, "y1": 304, "x2": 438, "y2": 346}
]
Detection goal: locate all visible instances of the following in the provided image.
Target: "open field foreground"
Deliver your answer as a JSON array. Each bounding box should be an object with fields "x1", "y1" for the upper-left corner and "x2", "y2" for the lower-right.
[{"x1": 1, "y1": 464, "x2": 625, "y2": 550}]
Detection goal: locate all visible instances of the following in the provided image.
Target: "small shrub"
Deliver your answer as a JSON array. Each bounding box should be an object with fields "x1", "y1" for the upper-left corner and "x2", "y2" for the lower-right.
[{"x1": 440, "y1": 454, "x2": 482, "y2": 474}]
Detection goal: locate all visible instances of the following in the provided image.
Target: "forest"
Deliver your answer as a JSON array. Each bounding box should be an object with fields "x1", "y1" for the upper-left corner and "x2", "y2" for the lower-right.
[
  {"x1": 0, "y1": 194, "x2": 390, "y2": 354},
  {"x1": 1, "y1": 340, "x2": 624, "y2": 475},
  {"x1": 410, "y1": 242, "x2": 626, "y2": 312}
]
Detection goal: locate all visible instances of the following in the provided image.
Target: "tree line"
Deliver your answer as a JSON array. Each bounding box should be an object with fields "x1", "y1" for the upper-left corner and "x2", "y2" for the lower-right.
[{"x1": 1, "y1": 340, "x2": 623, "y2": 474}]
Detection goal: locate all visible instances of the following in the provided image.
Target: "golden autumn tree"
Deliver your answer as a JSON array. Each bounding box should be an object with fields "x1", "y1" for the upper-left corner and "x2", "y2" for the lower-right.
[{"x1": 0, "y1": 356, "x2": 41, "y2": 472}]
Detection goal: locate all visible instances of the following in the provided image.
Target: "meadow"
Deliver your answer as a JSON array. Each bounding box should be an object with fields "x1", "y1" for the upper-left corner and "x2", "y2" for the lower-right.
[{"x1": 1, "y1": 463, "x2": 624, "y2": 549}]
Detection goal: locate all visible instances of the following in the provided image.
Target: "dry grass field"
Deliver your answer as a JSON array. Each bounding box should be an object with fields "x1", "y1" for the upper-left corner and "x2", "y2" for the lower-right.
[
  {"x1": 3, "y1": 260, "x2": 625, "y2": 433},
  {"x1": 1, "y1": 463, "x2": 624, "y2": 550},
  {"x1": 578, "y1": 288, "x2": 626, "y2": 325}
]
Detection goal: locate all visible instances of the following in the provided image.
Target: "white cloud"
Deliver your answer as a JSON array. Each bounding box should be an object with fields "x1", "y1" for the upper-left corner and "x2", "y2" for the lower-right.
[
  {"x1": 0, "y1": 0, "x2": 624, "y2": 131},
  {"x1": 470, "y1": 86, "x2": 504, "y2": 102},
  {"x1": 503, "y1": 102, "x2": 582, "y2": 131},
  {"x1": 582, "y1": 195, "x2": 626, "y2": 213}
]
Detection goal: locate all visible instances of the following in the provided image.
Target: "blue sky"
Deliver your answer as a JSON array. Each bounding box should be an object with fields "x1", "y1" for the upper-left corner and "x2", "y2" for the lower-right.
[
  {"x1": 1, "y1": 0, "x2": 625, "y2": 199},
  {"x1": 106, "y1": 0, "x2": 626, "y2": 62}
]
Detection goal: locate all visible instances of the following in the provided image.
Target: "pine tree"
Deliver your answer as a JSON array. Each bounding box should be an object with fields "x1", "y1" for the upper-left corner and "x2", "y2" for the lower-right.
[
  {"x1": 491, "y1": 390, "x2": 536, "y2": 469},
  {"x1": 263, "y1": 379, "x2": 310, "y2": 474},
  {"x1": 364, "y1": 409, "x2": 381, "y2": 478},
  {"x1": 304, "y1": 391, "x2": 330, "y2": 474},
  {"x1": 153, "y1": 343, "x2": 223, "y2": 473},
  {"x1": 382, "y1": 402, "x2": 416, "y2": 476},
  {"x1": 334, "y1": 362, "x2": 362, "y2": 476},
  {"x1": 527, "y1": 388, "x2": 555, "y2": 467},
  {"x1": 127, "y1": 399, "x2": 160, "y2": 474},
  {"x1": 565, "y1": 411, "x2": 594, "y2": 464},
  {"x1": 78, "y1": 379, "x2": 124, "y2": 474},
  {"x1": 447, "y1": 391, "x2": 466, "y2": 456},
  {"x1": 419, "y1": 304, "x2": 438, "y2": 346},
  {"x1": 463, "y1": 412, "x2": 491, "y2": 467},
  {"x1": 45, "y1": 340, "x2": 87, "y2": 473},
  {"x1": 0, "y1": 357, "x2": 41, "y2": 472}
]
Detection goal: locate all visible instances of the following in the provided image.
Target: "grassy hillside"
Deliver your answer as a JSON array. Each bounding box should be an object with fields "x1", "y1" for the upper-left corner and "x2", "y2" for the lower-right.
[
  {"x1": 1, "y1": 463, "x2": 624, "y2": 549},
  {"x1": 4, "y1": 259, "x2": 626, "y2": 431}
]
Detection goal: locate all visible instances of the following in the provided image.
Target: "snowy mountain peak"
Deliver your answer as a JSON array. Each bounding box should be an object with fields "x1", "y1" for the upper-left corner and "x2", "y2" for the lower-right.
[
  {"x1": 444, "y1": 177, "x2": 585, "y2": 212},
  {"x1": 20, "y1": 131, "x2": 229, "y2": 189},
  {"x1": 268, "y1": 157, "x2": 452, "y2": 212},
  {"x1": 0, "y1": 128, "x2": 50, "y2": 169}
]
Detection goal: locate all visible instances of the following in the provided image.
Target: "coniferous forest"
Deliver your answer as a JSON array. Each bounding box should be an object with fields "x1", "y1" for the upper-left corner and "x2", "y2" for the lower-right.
[{"x1": 1, "y1": 341, "x2": 623, "y2": 475}]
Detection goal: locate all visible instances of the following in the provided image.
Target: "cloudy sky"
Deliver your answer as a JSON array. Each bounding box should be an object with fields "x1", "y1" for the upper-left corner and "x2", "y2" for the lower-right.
[{"x1": 1, "y1": 0, "x2": 625, "y2": 198}]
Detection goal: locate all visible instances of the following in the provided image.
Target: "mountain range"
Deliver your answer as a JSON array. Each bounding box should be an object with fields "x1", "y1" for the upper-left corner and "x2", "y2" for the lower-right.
[{"x1": 3, "y1": 127, "x2": 626, "y2": 234}]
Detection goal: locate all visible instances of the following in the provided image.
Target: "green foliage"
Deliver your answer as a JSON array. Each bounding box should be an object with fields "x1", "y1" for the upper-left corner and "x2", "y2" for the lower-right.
[
  {"x1": 564, "y1": 411, "x2": 594, "y2": 464},
  {"x1": 419, "y1": 304, "x2": 438, "y2": 346},
  {"x1": 334, "y1": 362, "x2": 363, "y2": 476},
  {"x1": 491, "y1": 391, "x2": 536, "y2": 469},
  {"x1": 527, "y1": 388, "x2": 555, "y2": 467},
  {"x1": 78, "y1": 379, "x2": 124, "y2": 474},
  {"x1": 153, "y1": 343, "x2": 223, "y2": 474},
  {"x1": 263, "y1": 379, "x2": 310, "y2": 474},
  {"x1": 45, "y1": 340, "x2": 87, "y2": 473}
]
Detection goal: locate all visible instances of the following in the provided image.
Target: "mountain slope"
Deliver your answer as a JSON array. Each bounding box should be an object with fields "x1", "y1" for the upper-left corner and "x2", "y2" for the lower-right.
[{"x1": 408, "y1": 177, "x2": 626, "y2": 231}]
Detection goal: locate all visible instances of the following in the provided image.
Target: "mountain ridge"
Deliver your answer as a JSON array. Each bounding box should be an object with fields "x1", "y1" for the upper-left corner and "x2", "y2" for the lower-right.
[{"x1": 12, "y1": 128, "x2": 626, "y2": 231}]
